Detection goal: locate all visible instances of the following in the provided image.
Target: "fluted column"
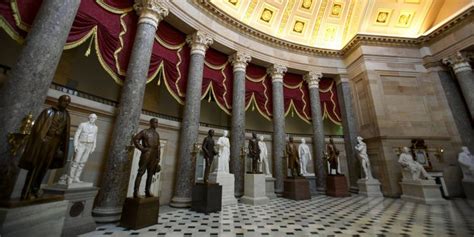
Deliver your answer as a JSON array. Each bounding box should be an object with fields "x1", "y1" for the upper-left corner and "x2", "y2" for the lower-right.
[
  {"x1": 304, "y1": 72, "x2": 326, "y2": 192},
  {"x1": 443, "y1": 52, "x2": 474, "y2": 122},
  {"x1": 93, "y1": 0, "x2": 168, "y2": 222},
  {"x1": 170, "y1": 31, "x2": 213, "y2": 207},
  {"x1": 229, "y1": 52, "x2": 251, "y2": 197},
  {"x1": 268, "y1": 65, "x2": 287, "y2": 195},
  {"x1": 0, "y1": 0, "x2": 81, "y2": 200}
]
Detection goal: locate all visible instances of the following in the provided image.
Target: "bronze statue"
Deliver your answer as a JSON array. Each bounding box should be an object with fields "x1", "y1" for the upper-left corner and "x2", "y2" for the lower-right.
[
  {"x1": 285, "y1": 136, "x2": 301, "y2": 177},
  {"x1": 202, "y1": 129, "x2": 217, "y2": 184},
  {"x1": 132, "y1": 118, "x2": 161, "y2": 198},
  {"x1": 19, "y1": 95, "x2": 71, "y2": 200},
  {"x1": 248, "y1": 132, "x2": 261, "y2": 173},
  {"x1": 326, "y1": 137, "x2": 341, "y2": 175}
]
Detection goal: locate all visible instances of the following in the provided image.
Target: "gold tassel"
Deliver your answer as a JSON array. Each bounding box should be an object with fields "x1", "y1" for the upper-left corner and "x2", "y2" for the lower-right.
[
  {"x1": 208, "y1": 93, "x2": 212, "y2": 102},
  {"x1": 291, "y1": 109, "x2": 294, "y2": 117},
  {"x1": 252, "y1": 104, "x2": 255, "y2": 111},
  {"x1": 84, "y1": 36, "x2": 94, "y2": 57}
]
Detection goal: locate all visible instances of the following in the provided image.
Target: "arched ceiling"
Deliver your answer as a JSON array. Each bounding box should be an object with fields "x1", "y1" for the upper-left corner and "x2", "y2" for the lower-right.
[{"x1": 207, "y1": 0, "x2": 469, "y2": 50}]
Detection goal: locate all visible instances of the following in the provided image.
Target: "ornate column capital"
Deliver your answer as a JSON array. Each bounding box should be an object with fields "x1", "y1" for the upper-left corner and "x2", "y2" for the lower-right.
[
  {"x1": 229, "y1": 52, "x2": 251, "y2": 73},
  {"x1": 303, "y1": 72, "x2": 323, "y2": 89},
  {"x1": 442, "y1": 52, "x2": 472, "y2": 74},
  {"x1": 186, "y1": 31, "x2": 214, "y2": 56},
  {"x1": 134, "y1": 0, "x2": 169, "y2": 28},
  {"x1": 267, "y1": 64, "x2": 287, "y2": 83}
]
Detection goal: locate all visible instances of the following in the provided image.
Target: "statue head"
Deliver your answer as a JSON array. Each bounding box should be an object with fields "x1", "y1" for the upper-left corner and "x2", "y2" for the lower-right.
[
  {"x1": 259, "y1": 135, "x2": 264, "y2": 141},
  {"x1": 461, "y1": 146, "x2": 471, "y2": 155},
  {"x1": 88, "y1": 113, "x2": 97, "y2": 123},
  {"x1": 223, "y1": 130, "x2": 228, "y2": 137},
  {"x1": 149, "y1": 118, "x2": 158, "y2": 129},
  {"x1": 57, "y1": 95, "x2": 71, "y2": 111},
  {"x1": 289, "y1": 136, "x2": 294, "y2": 142},
  {"x1": 252, "y1": 132, "x2": 257, "y2": 139},
  {"x1": 357, "y1": 136, "x2": 363, "y2": 142},
  {"x1": 402, "y1": 146, "x2": 410, "y2": 154},
  {"x1": 301, "y1": 138, "x2": 306, "y2": 144},
  {"x1": 208, "y1": 129, "x2": 214, "y2": 137}
]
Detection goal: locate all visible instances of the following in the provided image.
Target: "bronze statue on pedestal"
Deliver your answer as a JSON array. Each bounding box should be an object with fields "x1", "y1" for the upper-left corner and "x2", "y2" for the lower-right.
[
  {"x1": 202, "y1": 129, "x2": 217, "y2": 184},
  {"x1": 248, "y1": 132, "x2": 261, "y2": 174},
  {"x1": 285, "y1": 136, "x2": 301, "y2": 177},
  {"x1": 326, "y1": 137, "x2": 341, "y2": 175}
]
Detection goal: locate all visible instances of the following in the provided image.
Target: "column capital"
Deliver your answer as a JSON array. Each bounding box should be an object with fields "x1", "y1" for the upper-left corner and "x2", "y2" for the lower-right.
[
  {"x1": 267, "y1": 64, "x2": 287, "y2": 83},
  {"x1": 442, "y1": 52, "x2": 472, "y2": 74},
  {"x1": 303, "y1": 72, "x2": 323, "y2": 89},
  {"x1": 134, "y1": 0, "x2": 169, "y2": 28},
  {"x1": 186, "y1": 31, "x2": 214, "y2": 56},
  {"x1": 229, "y1": 52, "x2": 251, "y2": 73}
]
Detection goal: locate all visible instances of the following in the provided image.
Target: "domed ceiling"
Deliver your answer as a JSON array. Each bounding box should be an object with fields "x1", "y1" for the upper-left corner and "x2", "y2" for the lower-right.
[{"x1": 206, "y1": 0, "x2": 470, "y2": 50}]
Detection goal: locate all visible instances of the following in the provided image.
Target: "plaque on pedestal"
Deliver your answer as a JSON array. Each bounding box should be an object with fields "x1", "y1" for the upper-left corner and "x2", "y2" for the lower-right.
[
  {"x1": 326, "y1": 175, "x2": 350, "y2": 197},
  {"x1": 357, "y1": 179, "x2": 383, "y2": 197},
  {"x1": 400, "y1": 180, "x2": 447, "y2": 205},
  {"x1": 241, "y1": 174, "x2": 269, "y2": 205},
  {"x1": 120, "y1": 197, "x2": 160, "y2": 230},
  {"x1": 265, "y1": 176, "x2": 277, "y2": 199},
  {"x1": 191, "y1": 183, "x2": 222, "y2": 214},
  {"x1": 283, "y1": 177, "x2": 311, "y2": 200}
]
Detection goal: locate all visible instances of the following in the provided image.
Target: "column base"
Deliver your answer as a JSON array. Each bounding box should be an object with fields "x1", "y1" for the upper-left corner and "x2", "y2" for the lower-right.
[
  {"x1": 326, "y1": 175, "x2": 350, "y2": 197},
  {"x1": 191, "y1": 183, "x2": 222, "y2": 214},
  {"x1": 265, "y1": 176, "x2": 277, "y2": 199},
  {"x1": 241, "y1": 174, "x2": 269, "y2": 205},
  {"x1": 92, "y1": 206, "x2": 122, "y2": 223},
  {"x1": 400, "y1": 180, "x2": 447, "y2": 205},
  {"x1": 169, "y1": 196, "x2": 192, "y2": 208},
  {"x1": 120, "y1": 197, "x2": 160, "y2": 230},
  {"x1": 283, "y1": 177, "x2": 311, "y2": 201},
  {"x1": 357, "y1": 178, "x2": 383, "y2": 197}
]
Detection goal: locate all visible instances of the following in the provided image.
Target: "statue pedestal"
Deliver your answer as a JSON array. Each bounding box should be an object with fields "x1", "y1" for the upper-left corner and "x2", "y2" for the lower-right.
[
  {"x1": 0, "y1": 197, "x2": 68, "y2": 237},
  {"x1": 191, "y1": 183, "x2": 222, "y2": 214},
  {"x1": 241, "y1": 174, "x2": 269, "y2": 205},
  {"x1": 208, "y1": 171, "x2": 237, "y2": 206},
  {"x1": 462, "y1": 180, "x2": 474, "y2": 200},
  {"x1": 326, "y1": 175, "x2": 350, "y2": 197},
  {"x1": 43, "y1": 186, "x2": 99, "y2": 236},
  {"x1": 305, "y1": 175, "x2": 318, "y2": 196},
  {"x1": 400, "y1": 180, "x2": 447, "y2": 205},
  {"x1": 265, "y1": 176, "x2": 277, "y2": 199},
  {"x1": 357, "y1": 178, "x2": 383, "y2": 197},
  {"x1": 283, "y1": 177, "x2": 311, "y2": 200},
  {"x1": 120, "y1": 196, "x2": 160, "y2": 229}
]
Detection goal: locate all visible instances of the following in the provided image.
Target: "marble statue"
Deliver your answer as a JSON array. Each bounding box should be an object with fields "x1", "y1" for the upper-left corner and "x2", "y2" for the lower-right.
[
  {"x1": 258, "y1": 136, "x2": 271, "y2": 176},
  {"x1": 286, "y1": 136, "x2": 301, "y2": 177},
  {"x1": 398, "y1": 147, "x2": 432, "y2": 181},
  {"x1": 458, "y1": 146, "x2": 474, "y2": 182},
  {"x1": 326, "y1": 138, "x2": 341, "y2": 175},
  {"x1": 19, "y1": 95, "x2": 71, "y2": 200},
  {"x1": 355, "y1": 136, "x2": 373, "y2": 180},
  {"x1": 216, "y1": 130, "x2": 230, "y2": 173},
  {"x1": 202, "y1": 129, "x2": 217, "y2": 183},
  {"x1": 298, "y1": 138, "x2": 312, "y2": 175},
  {"x1": 248, "y1": 132, "x2": 261, "y2": 173},
  {"x1": 132, "y1": 118, "x2": 161, "y2": 198}
]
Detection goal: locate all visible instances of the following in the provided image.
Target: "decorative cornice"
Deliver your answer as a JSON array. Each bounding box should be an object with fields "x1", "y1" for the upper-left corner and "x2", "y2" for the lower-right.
[
  {"x1": 303, "y1": 72, "x2": 323, "y2": 89},
  {"x1": 229, "y1": 52, "x2": 252, "y2": 73},
  {"x1": 267, "y1": 65, "x2": 287, "y2": 83},
  {"x1": 186, "y1": 31, "x2": 214, "y2": 56},
  {"x1": 134, "y1": 0, "x2": 169, "y2": 28},
  {"x1": 442, "y1": 52, "x2": 472, "y2": 74}
]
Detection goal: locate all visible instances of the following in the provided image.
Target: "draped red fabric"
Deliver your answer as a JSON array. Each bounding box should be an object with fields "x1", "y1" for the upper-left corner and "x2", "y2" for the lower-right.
[
  {"x1": 245, "y1": 64, "x2": 273, "y2": 120},
  {"x1": 319, "y1": 78, "x2": 342, "y2": 125},
  {"x1": 283, "y1": 73, "x2": 311, "y2": 122},
  {"x1": 202, "y1": 48, "x2": 233, "y2": 113}
]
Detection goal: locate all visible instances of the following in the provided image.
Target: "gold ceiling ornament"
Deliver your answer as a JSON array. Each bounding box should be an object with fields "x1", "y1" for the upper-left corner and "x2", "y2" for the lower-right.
[
  {"x1": 293, "y1": 20, "x2": 305, "y2": 33},
  {"x1": 301, "y1": 0, "x2": 312, "y2": 9},
  {"x1": 375, "y1": 9, "x2": 392, "y2": 25},
  {"x1": 330, "y1": 3, "x2": 343, "y2": 17},
  {"x1": 396, "y1": 10, "x2": 414, "y2": 27},
  {"x1": 228, "y1": 0, "x2": 239, "y2": 6},
  {"x1": 260, "y1": 8, "x2": 274, "y2": 23}
]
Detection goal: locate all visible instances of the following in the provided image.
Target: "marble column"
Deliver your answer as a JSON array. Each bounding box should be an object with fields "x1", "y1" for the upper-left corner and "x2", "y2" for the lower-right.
[
  {"x1": 92, "y1": 0, "x2": 168, "y2": 222},
  {"x1": 268, "y1": 65, "x2": 287, "y2": 195},
  {"x1": 336, "y1": 76, "x2": 359, "y2": 192},
  {"x1": 0, "y1": 0, "x2": 80, "y2": 200},
  {"x1": 443, "y1": 52, "x2": 474, "y2": 122},
  {"x1": 229, "y1": 52, "x2": 251, "y2": 197},
  {"x1": 170, "y1": 31, "x2": 213, "y2": 207},
  {"x1": 304, "y1": 72, "x2": 326, "y2": 192}
]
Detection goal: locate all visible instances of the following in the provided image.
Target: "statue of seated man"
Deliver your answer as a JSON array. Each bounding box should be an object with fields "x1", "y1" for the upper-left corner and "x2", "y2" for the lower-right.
[{"x1": 398, "y1": 147, "x2": 432, "y2": 181}]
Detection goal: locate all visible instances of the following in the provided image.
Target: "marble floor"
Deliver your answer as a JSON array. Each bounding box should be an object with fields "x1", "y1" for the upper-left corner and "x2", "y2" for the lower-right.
[{"x1": 82, "y1": 195, "x2": 474, "y2": 237}]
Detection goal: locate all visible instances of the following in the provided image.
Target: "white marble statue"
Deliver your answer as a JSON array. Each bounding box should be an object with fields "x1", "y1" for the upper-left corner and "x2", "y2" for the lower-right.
[
  {"x1": 458, "y1": 146, "x2": 474, "y2": 182},
  {"x1": 355, "y1": 136, "x2": 374, "y2": 180},
  {"x1": 258, "y1": 136, "x2": 271, "y2": 176},
  {"x1": 398, "y1": 147, "x2": 433, "y2": 181},
  {"x1": 216, "y1": 130, "x2": 230, "y2": 173},
  {"x1": 298, "y1": 138, "x2": 312, "y2": 175}
]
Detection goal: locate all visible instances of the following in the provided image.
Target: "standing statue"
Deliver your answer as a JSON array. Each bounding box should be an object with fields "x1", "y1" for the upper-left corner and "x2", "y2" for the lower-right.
[
  {"x1": 132, "y1": 118, "x2": 161, "y2": 198},
  {"x1": 258, "y1": 136, "x2": 271, "y2": 176},
  {"x1": 202, "y1": 129, "x2": 217, "y2": 183},
  {"x1": 355, "y1": 136, "x2": 373, "y2": 180},
  {"x1": 248, "y1": 132, "x2": 261, "y2": 173},
  {"x1": 19, "y1": 95, "x2": 71, "y2": 200},
  {"x1": 398, "y1": 147, "x2": 432, "y2": 181},
  {"x1": 298, "y1": 138, "x2": 312, "y2": 175},
  {"x1": 286, "y1": 136, "x2": 301, "y2": 177},
  {"x1": 458, "y1": 146, "x2": 474, "y2": 182},
  {"x1": 216, "y1": 130, "x2": 230, "y2": 173},
  {"x1": 326, "y1": 137, "x2": 341, "y2": 175}
]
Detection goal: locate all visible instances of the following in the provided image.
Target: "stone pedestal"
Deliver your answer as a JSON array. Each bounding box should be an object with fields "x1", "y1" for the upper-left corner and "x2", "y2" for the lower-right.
[
  {"x1": 191, "y1": 183, "x2": 222, "y2": 214},
  {"x1": 400, "y1": 180, "x2": 447, "y2": 205},
  {"x1": 283, "y1": 178, "x2": 311, "y2": 200},
  {"x1": 305, "y1": 175, "x2": 318, "y2": 196},
  {"x1": 120, "y1": 197, "x2": 160, "y2": 230},
  {"x1": 357, "y1": 179, "x2": 383, "y2": 197},
  {"x1": 265, "y1": 176, "x2": 277, "y2": 199},
  {"x1": 241, "y1": 174, "x2": 269, "y2": 205},
  {"x1": 208, "y1": 171, "x2": 238, "y2": 206},
  {"x1": 326, "y1": 175, "x2": 350, "y2": 197},
  {"x1": 42, "y1": 186, "x2": 99, "y2": 236},
  {"x1": 0, "y1": 198, "x2": 68, "y2": 237},
  {"x1": 462, "y1": 180, "x2": 474, "y2": 200}
]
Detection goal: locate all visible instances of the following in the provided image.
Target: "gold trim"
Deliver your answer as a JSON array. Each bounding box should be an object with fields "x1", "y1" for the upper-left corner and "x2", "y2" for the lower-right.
[
  {"x1": 113, "y1": 13, "x2": 129, "y2": 76},
  {"x1": 245, "y1": 93, "x2": 272, "y2": 121},
  {"x1": 96, "y1": 0, "x2": 134, "y2": 14},
  {"x1": 0, "y1": 15, "x2": 24, "y2": 44},
  {"x1": 10, "y1": 0, "x2": 29, "y2": 31},
  {"x1": 64, "y1": 26, "x2": 97, "y2": 49}
]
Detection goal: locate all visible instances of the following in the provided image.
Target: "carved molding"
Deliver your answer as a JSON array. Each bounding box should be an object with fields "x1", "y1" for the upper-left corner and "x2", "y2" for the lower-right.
[
  {"x1": 267, "y1": 65, "x2": 287, "y2": 83},
  {"x1": 229, "y1": 52, "x2": 252, "y2": 73},
  {"x1": 134, "y1": 0, "x2": 169, "y2": 28},
  {"x1": 303, "y1": 72, "x2": 323, "y2": 89},
  {"x1": 442, "y1": 52, "x2": 472, "y2": 74},
  {"x1": 186, "y1": 31, "x2": 214, "y2": 56}
]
